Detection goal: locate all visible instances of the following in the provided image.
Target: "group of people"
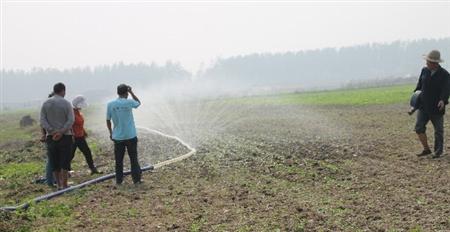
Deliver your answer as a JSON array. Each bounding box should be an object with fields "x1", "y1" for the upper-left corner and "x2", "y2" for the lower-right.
[
  {"x1": 40, "y1": 83, "x2": 142, "y2": 190},
  {"x1": 38, "y1": 50, "x2": 449, "y2": 190}
]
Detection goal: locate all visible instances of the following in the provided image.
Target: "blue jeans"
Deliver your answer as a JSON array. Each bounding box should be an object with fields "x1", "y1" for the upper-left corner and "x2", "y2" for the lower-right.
[{"x1": 44, "y1": 145, "x2": 55, "y2": 186}]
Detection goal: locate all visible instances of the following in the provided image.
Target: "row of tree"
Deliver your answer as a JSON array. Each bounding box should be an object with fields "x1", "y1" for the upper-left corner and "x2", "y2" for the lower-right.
[
  {"x1": 2, "y1": 38, "x2": 449, "y2": 108},
  {"x1": 2, "y1": 61, "x2": 190, "y2": 107},
  {"x1": 199, "y1": 38, "x2": 450, "y2": 90}
]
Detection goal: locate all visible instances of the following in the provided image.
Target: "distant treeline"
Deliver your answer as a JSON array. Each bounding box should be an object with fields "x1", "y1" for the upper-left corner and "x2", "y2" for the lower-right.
[
  {"x1": 200, "y1": 38, "x2": 450, "y2": 90},
  {"x1": 2, "y1": 61, "x2": 191, "y2": 108},
  {"x1": 2, "y1": 38, "x2": 449, "y2": 108}
]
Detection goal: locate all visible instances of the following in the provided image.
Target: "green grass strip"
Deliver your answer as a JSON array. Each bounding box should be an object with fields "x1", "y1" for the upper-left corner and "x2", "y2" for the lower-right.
[{"x1": 229, "y1": 84, "x2": 414, "y2": 106}]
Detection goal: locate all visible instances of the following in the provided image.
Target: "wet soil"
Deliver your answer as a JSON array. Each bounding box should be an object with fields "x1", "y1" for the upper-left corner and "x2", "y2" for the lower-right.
[{"x1": 4, "y1": 103, "x2": 450, "y2": 231}]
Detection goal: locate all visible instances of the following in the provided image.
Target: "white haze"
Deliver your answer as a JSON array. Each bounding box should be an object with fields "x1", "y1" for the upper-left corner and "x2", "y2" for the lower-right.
[
  {"x1": 3, "y1": 1, "x2": 450, "y2": 73},
  {"x1": 3, "y1": 1, "x2": 450, "y2": 149}
]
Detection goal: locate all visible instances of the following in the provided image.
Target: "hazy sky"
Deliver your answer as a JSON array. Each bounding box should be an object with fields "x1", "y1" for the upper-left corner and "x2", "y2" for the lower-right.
[{"x1": 2, "y1": 1, "x2": 450, "y2": 72}]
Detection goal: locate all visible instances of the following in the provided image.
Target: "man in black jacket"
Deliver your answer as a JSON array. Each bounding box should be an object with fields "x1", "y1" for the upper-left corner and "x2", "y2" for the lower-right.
[{"x1": 414, "y1": 50, "x2": 450, "y2": 158}]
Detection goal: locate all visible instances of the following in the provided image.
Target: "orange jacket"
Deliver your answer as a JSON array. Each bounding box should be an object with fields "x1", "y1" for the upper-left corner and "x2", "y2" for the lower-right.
[{"x1": 72, "y1": 109, "x2": 86, "y2": 138}]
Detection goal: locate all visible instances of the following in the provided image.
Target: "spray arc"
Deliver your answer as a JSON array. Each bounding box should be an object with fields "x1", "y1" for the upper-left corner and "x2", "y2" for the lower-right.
[{"x1": 0, "y1": 127, "x2": 196, "y2": 211}]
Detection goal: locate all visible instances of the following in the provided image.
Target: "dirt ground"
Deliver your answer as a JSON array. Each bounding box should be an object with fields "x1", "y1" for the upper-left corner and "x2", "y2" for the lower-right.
[{"x1": 3, "y1": 103, "x2": 450, "y2": 231}]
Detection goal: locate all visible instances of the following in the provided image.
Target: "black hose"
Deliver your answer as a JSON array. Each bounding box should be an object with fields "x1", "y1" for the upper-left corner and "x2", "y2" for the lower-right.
[{"x1": 0, "y1": 165, "x2": 154, "y2": 212}]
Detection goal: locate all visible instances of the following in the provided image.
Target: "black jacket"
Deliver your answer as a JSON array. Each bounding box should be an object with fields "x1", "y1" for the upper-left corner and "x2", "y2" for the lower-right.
[{"x1": 414, "y1": 66, "x2": 450, "y2": 115}]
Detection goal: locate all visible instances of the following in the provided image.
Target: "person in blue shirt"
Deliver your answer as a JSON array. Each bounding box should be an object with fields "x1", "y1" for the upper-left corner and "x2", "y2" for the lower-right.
[{"x1": 106, "y1": 84, "x2": 142, "y2": 184}]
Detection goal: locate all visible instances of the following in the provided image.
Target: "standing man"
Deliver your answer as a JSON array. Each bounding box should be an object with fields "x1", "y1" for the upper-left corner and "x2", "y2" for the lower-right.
[
  {"x1": 414, "y1": 50, "x2": 450, "y2": 158},
  {"x1": 40, "y1": 83, "x2": 74, "y2": 190},
  {"x1": 106, "y1": 84, "x2": 142, "y2": 184}
]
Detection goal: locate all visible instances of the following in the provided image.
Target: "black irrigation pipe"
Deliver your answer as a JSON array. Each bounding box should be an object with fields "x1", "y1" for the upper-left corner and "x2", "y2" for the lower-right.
[
  {"x1": 0, "y1": 127, "x2": 197, "y2": 211},
  {"x1": 0, "y1": 165, "x2": 154, "y2": 212},
  {"x1": 1, "y1": 127, "x2": 197, "y2": 212}
]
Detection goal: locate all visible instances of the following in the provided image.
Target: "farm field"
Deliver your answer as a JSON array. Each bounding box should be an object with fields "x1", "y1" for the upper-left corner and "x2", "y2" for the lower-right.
[
  {"x1": 2, "y1": 85, "x2": 450, "y2": 231},
  {"x1": 229, "y1": 84, "x2": 414, "y2": 105}
]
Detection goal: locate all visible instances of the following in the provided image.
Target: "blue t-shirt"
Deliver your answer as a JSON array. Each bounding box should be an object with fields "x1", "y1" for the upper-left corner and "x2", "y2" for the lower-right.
[{"x1": 106, "y1": 98, "x2": 140, "y2": 140}]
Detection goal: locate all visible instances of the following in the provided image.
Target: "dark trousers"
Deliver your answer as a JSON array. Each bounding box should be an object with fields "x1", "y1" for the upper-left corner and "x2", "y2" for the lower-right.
[
  {"x1": 69, "y1": 137, "x2": 95, "y2": 170},
  {"x1": 114, "y1": 137, "x2": 141, "y2": 184},
  {"x1": 415, "y1": 110, "x2": 444, "y2": 155},
  {"x1": 45, "y1": 145, "x2": 55, "y2": 186},
  {"x1": 46, "y1": 135, "x2": 73, "y2": 172}
]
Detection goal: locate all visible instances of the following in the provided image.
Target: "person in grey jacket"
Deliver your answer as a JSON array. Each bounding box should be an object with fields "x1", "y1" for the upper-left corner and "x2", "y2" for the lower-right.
[{"x1": 40, "y1": 83, "x2": 74, "y2": 190}]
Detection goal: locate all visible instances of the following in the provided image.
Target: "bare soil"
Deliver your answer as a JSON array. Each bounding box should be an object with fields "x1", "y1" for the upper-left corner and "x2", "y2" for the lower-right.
[{"x1": 3, "y1": 103, "x2": 450, "y2": 231}]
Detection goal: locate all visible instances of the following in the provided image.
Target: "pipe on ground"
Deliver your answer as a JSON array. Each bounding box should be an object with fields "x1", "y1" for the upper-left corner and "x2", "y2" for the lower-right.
[
  {"x1": 1, "y1": 127, "x2": 195, "y2": 212},
  {"x1": 0, "y1": 166, "x2": 154, "y2": 211}
]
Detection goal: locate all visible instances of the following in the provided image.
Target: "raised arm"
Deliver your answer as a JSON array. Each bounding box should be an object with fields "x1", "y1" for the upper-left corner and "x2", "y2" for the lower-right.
[{"x1": 128, "y1": 87, "x2": 140, "y2": 104}]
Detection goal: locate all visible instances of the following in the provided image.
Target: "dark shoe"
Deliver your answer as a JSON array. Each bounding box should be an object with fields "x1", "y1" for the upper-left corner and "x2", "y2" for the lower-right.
[
  {"x1": 417, "y1": 149, "x2": 432, "y2": 157},
  {"x1": 134, "y1": 180, "x2": 143, "y2": 185},
  {"x1": 432, "y1": 153, "x2": 442, "y2": 159},
  {"x1": 90, "y1": 167, "x2": 103, "y2": 175},
  {"x1": 33, "y1": 177, "x2": 47, "y2": 184}
]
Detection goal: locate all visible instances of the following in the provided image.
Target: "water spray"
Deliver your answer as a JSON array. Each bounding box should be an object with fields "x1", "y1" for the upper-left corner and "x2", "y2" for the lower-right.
[{"x1": 0, "y1": 127, "x2": 196, "y2": 212}]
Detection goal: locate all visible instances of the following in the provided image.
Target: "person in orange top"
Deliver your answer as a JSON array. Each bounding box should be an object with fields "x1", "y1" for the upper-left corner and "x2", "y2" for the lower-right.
[{"x1": 69, "y1": 95, "x2": 101, "y2": 174}]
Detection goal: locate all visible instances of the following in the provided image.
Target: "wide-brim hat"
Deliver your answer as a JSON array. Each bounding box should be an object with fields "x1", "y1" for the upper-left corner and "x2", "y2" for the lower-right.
[{"x1": 423, "y1": 50, "x2": 444, "y2": 63}]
